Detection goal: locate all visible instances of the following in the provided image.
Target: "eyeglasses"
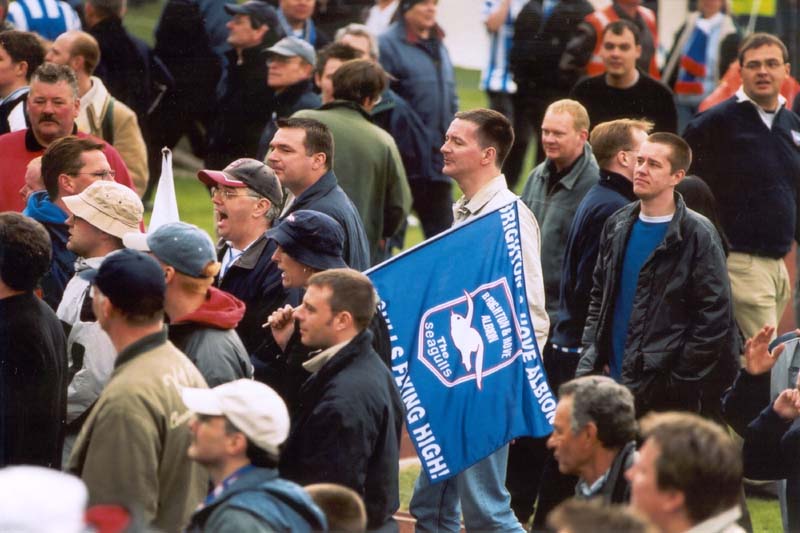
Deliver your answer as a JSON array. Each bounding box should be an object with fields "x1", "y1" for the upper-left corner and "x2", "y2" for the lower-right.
[
  {"x1": 743, "y1": 59, "x2": 785, "y2": 71},
  {"x1": 69, "y1": 170, "x2": 116, "y2": 179},
  {"x1": 210, "y1": 186, "x2": 262, "y2": 200}
]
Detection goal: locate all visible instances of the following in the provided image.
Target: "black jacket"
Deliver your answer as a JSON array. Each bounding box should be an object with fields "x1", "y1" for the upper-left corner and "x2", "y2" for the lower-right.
[
  {"x1": 575, "y1": 441, "x2": 635, "y2": 505},
  {"x1": 0, "y1": 292, "x2": 67, "y2": 468},
  {"x1": 577, "y1": 194, "x2": 736, "y2": 415},
  {"x1": 90, "y1": 16, "x2": 173, "y2": 125},
  {"x1": 280, "y1": 329, "x2": 403, "y2": 531},
  {"x1": 280, "y1": 170, "x2": 370, "y2": 272},
  {"x1": 256, "y1": 79, "x2": 321, "y2": 161},
  {"x1": 206, "y1": 42, "x2": 278, "y2": 169}
]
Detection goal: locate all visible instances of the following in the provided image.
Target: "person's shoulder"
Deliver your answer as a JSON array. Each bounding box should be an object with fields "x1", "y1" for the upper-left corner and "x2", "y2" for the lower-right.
[
  {"x1": 0, "y1": 128, "x2": 26, "y2": 146},
  {"x1": 639, "y1": 73, "x2": 673, "y2": 94}
]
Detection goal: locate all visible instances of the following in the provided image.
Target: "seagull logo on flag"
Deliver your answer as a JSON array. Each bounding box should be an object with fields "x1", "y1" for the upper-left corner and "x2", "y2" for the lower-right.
[{"x1": 450, "y1": 290, "x2": 485, "y2": 389}]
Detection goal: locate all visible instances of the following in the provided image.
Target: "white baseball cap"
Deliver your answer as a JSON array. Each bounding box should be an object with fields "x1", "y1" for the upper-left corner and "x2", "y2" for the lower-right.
[{"x1": 182, "y1": 379, "x2": 290, "y2": 456}]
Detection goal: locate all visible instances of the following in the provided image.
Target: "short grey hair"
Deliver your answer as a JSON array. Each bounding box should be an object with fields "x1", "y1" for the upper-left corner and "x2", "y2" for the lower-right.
[
  {"x1": 334, "y1": 23, "x2": 379, "y2": 60},
  {"x1": 31, "y1": 63, "x2": 79, "y2": 98},
  {"x1": 559, "y1": 376, "x2": 636, "y2": 449}
]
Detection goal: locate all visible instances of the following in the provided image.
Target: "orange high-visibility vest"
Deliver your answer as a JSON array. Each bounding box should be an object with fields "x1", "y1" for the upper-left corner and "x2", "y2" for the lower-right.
[{"x1": 585, "y1": 4, "x2": 660, "y2": 80}]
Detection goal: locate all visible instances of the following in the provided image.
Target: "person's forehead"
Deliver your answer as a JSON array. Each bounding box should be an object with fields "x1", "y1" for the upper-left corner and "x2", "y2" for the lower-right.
[
  {"x1": 743, "y1": 43, "x2": 784, "y2": 61},
  {"x1": 543, "y1": 110, "x2": 576, "y2": 130},
  {"x1": 639, "y1": 141, "x2": 671, "y2": 161},
  {"x1": 603, "y1": 28, "x2": 636, "y2": 45},
  {"x1": 448, "y1": 118, "x2": 478, "y2": 138},
  {"x1": 275, "y1": 127, "x2": 307, "y2": 147},
  {"x1": 30, "y1": 80, "x2": 73, "y2": 98}
]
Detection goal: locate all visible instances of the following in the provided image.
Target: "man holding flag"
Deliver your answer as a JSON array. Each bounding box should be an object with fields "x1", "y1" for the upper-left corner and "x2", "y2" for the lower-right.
[{"x1": 407, "y1": 109, "x2": 549, "y2": 532}]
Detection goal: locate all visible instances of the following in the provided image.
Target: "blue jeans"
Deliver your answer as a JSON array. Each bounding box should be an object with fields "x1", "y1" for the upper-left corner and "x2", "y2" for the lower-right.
[{"x1": 409, "y1": 444, "x2": 525, "y2": 532}]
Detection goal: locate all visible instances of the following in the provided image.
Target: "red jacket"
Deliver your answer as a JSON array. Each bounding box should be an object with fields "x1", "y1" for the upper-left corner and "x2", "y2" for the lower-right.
[{"x1": 0, "y1": 128, "x2": 135, "y2": 212}]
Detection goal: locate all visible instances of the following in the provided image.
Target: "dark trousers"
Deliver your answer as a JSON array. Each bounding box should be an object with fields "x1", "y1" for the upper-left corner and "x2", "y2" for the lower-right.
[{"x1": 410, "y1": 179, "x2": 453, "y2": 239}]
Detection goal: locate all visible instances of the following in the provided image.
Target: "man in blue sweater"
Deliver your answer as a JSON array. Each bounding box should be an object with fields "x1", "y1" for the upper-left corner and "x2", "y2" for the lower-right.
[
  {"x1": 577, "y1": 133, "x2": 734, "y2": 417},
  {"x1": 550, "y1": 118, "x2": 651, "y2": 387},
  {"x1": 684, "y1": 33, "x2": 800, "y2": 339}
]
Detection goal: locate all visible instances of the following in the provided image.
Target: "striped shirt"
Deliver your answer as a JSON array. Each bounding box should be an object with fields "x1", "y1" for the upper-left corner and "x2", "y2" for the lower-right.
[
  {"x1": 7, "y1": 0, "x2": 81, "y2": 41},
  {"x1": 479, "y1": 0, "x2": 527, "y2": 93}
]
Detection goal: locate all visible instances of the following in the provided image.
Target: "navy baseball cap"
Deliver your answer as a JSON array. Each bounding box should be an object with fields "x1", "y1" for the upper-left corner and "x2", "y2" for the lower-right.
[
  {"x1": 224, "y1": 1, "x2": 279, "y2": 28},
  {"x1": 268, "y1": 210, "x2": 347, "y2": 271},
  {"x1": 80, "y1": 249, "x2": 166, "y2": 314}
]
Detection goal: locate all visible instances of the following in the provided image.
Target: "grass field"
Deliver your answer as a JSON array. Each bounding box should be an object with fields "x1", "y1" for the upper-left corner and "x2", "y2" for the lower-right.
[{"x1": 126, "y1": 4, "x2": 781, "y2": 530}]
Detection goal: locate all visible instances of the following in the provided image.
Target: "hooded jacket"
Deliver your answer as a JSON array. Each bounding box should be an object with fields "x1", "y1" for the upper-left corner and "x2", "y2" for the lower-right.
[
  {"x1": 168, "y1": 286, "x2": 253, "y2": 387},
  {"x1": 23, "y1": 191, "x2": 75, "y2": 310},
  {"x1": 186, "y1": 466, "x2": 327, "y2": 532}
]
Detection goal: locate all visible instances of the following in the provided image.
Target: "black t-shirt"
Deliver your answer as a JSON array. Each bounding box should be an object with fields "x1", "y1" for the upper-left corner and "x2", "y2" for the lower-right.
[{"x1": 570, "y1": 72, "x2": 678, "y2": 133}]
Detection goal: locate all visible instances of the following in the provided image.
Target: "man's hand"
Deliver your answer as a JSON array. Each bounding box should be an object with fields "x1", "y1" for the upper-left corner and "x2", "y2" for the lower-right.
[
  {"x1": 263, "y1": 304, "x2": 296, "y2": 352},
  {"x1": 744, "y1": 325, "x2": 782, "y2": 375},
  {"x1": 773, "y1": 387, "x2": 800, "y2": 420}
]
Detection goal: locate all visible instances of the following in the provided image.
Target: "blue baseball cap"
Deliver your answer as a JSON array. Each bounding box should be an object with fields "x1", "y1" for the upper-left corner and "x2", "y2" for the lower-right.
[
  {"x1": 80, "y1": 249, "x2": 166, "y2": 314},
  {"x1": 124, "y1": 222, "x2": 220, "y2": 279}
]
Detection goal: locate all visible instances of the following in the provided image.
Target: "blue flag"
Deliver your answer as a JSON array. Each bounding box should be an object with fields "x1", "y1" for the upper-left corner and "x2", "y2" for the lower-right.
[{"x1": 367, "y1": 202, "x2": 555, "y2": 483}]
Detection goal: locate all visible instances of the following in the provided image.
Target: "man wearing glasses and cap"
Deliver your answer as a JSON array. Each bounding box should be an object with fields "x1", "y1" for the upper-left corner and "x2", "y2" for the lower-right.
[
  {"x1": 197, "y1": 158, "x2": 288, "y2": 357},
  {"x1": 206, "y1": 0, "x2": 284, "y2": 170}
]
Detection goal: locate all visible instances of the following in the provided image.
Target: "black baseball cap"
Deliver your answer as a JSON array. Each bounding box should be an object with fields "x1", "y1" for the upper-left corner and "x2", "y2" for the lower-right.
[{"x1": 79, "y1": 249, "x2": 166, "y2": 314}]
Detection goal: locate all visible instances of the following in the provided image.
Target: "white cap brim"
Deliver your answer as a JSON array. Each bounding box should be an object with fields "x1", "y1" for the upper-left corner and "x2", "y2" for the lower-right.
[
  {"x1": 181, "y1": 387, "x2": 223, "y2": 415},
  {"x1": 122, "y1": 231, "x2": 150, "y2": 252}
]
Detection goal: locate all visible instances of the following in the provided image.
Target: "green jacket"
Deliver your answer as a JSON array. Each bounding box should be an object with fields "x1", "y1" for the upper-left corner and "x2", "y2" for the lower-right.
[
  {"x1": 521, "y1": 143, "x2": 600, "y2": 322},
  {"x1": 68, "y1": 329, "x2": 208, "y2": 532},
  {"x1": 294, "y1": 101, "x2": 411, "y2": 266}
]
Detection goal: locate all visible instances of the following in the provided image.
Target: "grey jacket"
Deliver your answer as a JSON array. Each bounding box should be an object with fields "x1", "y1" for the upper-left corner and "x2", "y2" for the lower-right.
[{"x1": 520, "y1": 143, "x2": 599, "y2": 321}]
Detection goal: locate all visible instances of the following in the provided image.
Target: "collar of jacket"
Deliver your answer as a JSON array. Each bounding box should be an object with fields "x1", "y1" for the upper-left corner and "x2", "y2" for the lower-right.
[
  {"x1": 84, "y1": 76, "x2": 112, "y2": 133},
  {"x1": 25, "y1": 123, "x2": 79, "y2": 151},
  {"x1": 599, "y1": 168, "x2": 637, "y2": 201},
  {"x1": 114, "y1": 326, "x2": 169, "y2": 368},
  {"x1": 617, "y1": 191, "x2": 688, "y2": 250},
  {"x1": 298, "y1": 328, "x2": 375, "y2": 398},
  {"x1": 318, "y1": 99, "x2": 371, "y2": 120},
  {"x1": 371, "y1": 88, "x2": 397, "y2": 115},
  {"x1": 540, "y1": 142, "x2": 597, "y2": 191},
  {"x1": 292, "y1": 169, "x2": 339, "y2": 207},
  {"x1": 218, "y1": 232, "x2": 269, "y2": 272},
  {"x1": 402, "y1": 21, "x2": 445, "y2": 43},
  {"x1": 276, "y1": 78, "x2": 315, "y2": 106},
  {"x1": 90, "y1": 15, "x2": 124, "y2": 35}
]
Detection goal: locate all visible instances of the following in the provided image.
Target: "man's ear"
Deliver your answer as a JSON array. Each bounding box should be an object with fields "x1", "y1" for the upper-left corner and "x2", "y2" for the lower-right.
[{"x1": 59, "y1": 173, "x2": 76, "y2": 195}]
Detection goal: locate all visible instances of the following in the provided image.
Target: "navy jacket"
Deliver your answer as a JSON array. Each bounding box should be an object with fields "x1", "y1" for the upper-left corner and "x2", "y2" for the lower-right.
[
  {"x1": 379, "y1": 21, "x2": 458, "y2": 184},
  {"x1": 280, "y1": 170, "x2": 370, "y2": 272},
  {"x1": 372, "y1": 87, "x2": 432, "y2": 183},
  {"x1": 280, "y1": 329, "x2": 403, "y2": 531},
  {"x1": 256, "y1": 79, "x2": 321, "y2": 161},
  {"x1": 684, "y1": 96, "x2": 800, "y2": 257},
  {"x1": 186, "y1": 466, "x2": 327, "y2": 532},
  {"x1": 742, "y1": 404, "x2": 800, "y2": 531},
  {"x1": 551, "y1": 170, "x2": 636, "y2": 349},
  {"x1": 216, "y1": 234, "x2": 287, "y2": 356}
]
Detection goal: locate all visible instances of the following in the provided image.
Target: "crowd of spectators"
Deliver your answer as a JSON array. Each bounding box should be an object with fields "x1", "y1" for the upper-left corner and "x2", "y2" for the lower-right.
[{"x1": 3, "y1": 0, "x2": 800, "y2": 532}]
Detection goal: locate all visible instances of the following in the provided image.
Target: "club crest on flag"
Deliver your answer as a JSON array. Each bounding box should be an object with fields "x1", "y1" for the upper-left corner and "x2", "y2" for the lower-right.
[
  {"x1": 419, "y1": 281, "x2": 524, "y2": 390},
  {"x1": 368, "y1": 202, "x2": 555, "y2": 483}
]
